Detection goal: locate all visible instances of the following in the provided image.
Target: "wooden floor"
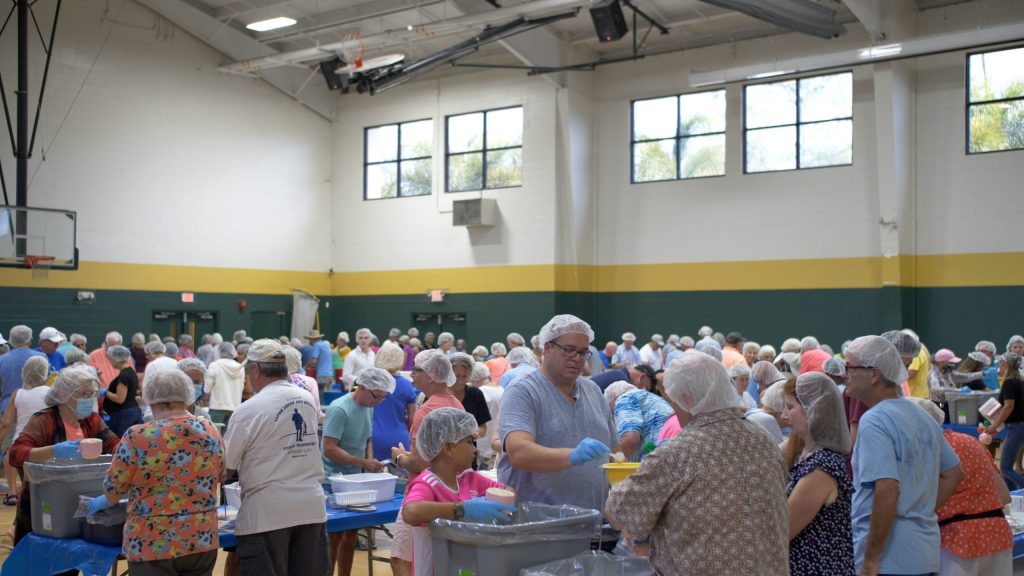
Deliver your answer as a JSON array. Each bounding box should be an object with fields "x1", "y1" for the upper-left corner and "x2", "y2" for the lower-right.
[{"x1": 0, "y1": 494, "x2": 394, "y2": 576}]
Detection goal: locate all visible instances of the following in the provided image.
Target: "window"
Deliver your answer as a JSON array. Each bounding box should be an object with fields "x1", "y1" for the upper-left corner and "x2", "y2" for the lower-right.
[
  {"x1": 631, "y1": 90, "x2": 727, "y2": 183},
  {"x1": 364, "y1": 119, "x2": 433, "y2": 200},
  {"x1": 744, "y1": 72, "x2": 853, "y2": 173},
  {"x1": 967, "y1": 45, "x2": 1024, "y2": 154},
  {"x1": 446, "y1": 106, "x2": 523, "y2": 192}
]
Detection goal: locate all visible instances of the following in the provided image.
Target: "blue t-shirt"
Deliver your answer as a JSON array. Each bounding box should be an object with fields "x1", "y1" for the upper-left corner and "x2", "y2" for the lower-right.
[
  {"x1": 371, "y1": 375, "x2": 419, "y2": 461},
  {"x1": 613, "y1": 390, "x2": 673, "y2": 458},
  {"x1": 611, "y1": 346, "x2": 641, "y2": 367},
  {"x1": 598, "y1": 351, "x2": 612, "y2": 369},
  {"x1": 747, "y1": 376, "x2": 761, "y2": 406},
  {"x1": 663, "y1": 349, "x2": 685, "y2": 367},
  {"x1": 851, "y1": 398, "x2": 960, "y2": 575},
  {"x1": 37, "y1": 348, "x2": 67, "y2": 372},
  {"x1": 299, "y1": 345, "x2": 315, "y2": 369},
  {"x1": 314, "y1": 341, "x2": 334, "y2": 379},
  {"x1": 590, "y1": 367, "x2": 629, "y2": 392},
  {"x1": 0, "y1": 348, "x2": 47, "y2": 411},
  {"x1": 322, "y1": 394, "x2": 373, "y2": 477},
  {"x1": 499, "y1": 363, "x2": 535, "y2": 389}
]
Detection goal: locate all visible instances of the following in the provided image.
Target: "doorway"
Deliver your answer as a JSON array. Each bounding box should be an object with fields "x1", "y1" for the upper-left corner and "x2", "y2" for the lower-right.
[
  {"x1": 251, "y1": 310, "x2": 289, "y2": 340},
  {"x1": 412, "y1": 313, "x2": 466, "y2": 343},
  {"x1": 152, "y1": 311, "x2": 217, "y2": 343}
]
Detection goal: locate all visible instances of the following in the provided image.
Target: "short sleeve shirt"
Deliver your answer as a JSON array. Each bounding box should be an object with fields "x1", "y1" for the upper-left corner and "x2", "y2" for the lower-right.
[
  {"x1": 458, "y1": 385, "x2": 491, "y2": 428},
  {"x1": 314, "y1": 341, "x2": 334, "y2": 378},
  {"x1": 372, "y1": 375, "x2": 419, "y2": 461},
  {"x1": 613, "y1": 390, "x2": 674, "y2": 455},
  {"x1": 322, "y1": 394, "x2": 373, "y2": 476}
]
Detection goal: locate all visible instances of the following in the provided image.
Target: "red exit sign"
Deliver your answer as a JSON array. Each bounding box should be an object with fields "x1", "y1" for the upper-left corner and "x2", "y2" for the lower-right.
[{"x1": 181, "y1": 292, "x2": 194, "y2": 303}]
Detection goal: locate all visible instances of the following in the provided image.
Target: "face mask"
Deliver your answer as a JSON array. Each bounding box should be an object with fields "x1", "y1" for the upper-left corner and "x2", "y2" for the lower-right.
[
  {"x1": 75, "y1": 398, "x2": 97, "y2": 419},
  {"x1": 194, "y1": 384, "x2": 204, "y2": 401}
]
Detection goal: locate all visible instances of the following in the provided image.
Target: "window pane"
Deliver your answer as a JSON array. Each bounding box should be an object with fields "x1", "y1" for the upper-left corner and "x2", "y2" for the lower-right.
[
  {"x1": 485, "y1": 149, "x2": 522, "y2": 188},
  {"x1": 632, "y1": 139, "x2": 676, "y2": 182},
  {"x1": 633, "y1": 97, "x2": 678, "y2": 141},
  {"x1": 746, "y1": 80, "x2": 797, "y2": 128},
  {"x1": 486, "y1": 108, "x2": 523, "y2": 149},
  {"x1": 969, "y1": 47, "x2": 1024, "y2": 103},
  {"x1": 680, "y1": 134, "x2": 725, "y2": 178},
  {"x1": 680, "y1": 90, "x2": 726, "y2": 136},
  {"x1": 799, "y1": 120, "x2": 852, "y2": 168},
  {"x1": 447, "y1": 152, "x2": 483, "y2": 191},
  {"x1": 400, "y1": 120, "x2": 432, "y2": 159},
  {"x1": 800, "y1": 73, "x2": 852, "y2": 122},
  {"x1": 399, "y1": 159, "x2": 431, "y2": 196},
  {"x1": 365, "y1": 162, "x2": 398, "y2": 199},
  {"x1": 447, "y1": 113, "x2": 484, "y2": 153},
  {"x1": 969, "y1": 100, "x2": 1024, "y2": 153},
  {"x1": 746, "y1": 126, "x2": 796, "y2": 172},
  {"x1": 366, "y1": 125, "x2": 398, "y2": 163}
]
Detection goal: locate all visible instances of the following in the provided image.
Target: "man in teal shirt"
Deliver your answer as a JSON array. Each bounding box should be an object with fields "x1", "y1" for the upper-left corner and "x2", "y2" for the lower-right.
[{"x1": 322, "y1": 367, "x2": 394, "y2": 576}]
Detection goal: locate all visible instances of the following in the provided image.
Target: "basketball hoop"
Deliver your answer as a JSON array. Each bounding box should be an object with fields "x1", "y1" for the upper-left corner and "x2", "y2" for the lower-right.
[
  {"x1": 339, "y1": 32, "x2": 365, "y2": 70},
  {"x1": 25, "y1": 255, "x2": 55, "y2": 280}
]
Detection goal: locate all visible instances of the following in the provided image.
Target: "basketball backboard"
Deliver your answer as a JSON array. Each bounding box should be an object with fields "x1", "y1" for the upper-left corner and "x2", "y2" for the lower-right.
[{"x1": 0, "y1": 206, "x2": 78, "y2": 270}]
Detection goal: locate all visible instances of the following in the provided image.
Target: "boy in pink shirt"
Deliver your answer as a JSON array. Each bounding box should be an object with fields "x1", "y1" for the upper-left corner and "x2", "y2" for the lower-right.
[{"x1": 401, "y1": 408, "x2": 515, "y2": 576}]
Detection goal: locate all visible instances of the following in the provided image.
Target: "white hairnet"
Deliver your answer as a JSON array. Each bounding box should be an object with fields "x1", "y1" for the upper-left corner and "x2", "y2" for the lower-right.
[
  {"x1": 780, "y1": 338, "x2": 801, "y2": 354},
  {"x1": 44, "y1": 366, "x2": 99, "y2": 407},
  {"x1": 823, "y1": 357, "x2": 846, "y2": 377},
  {"x1": 794, "y1": 372, "x2": 851, "y2": 454},
  {"x1": 491, "y1": 342, "x2": 507, "y2": 356},
  {"x1": 415, "y1": 407, "x2": 478, "y2": 461},
  {"x1": 621, "y1": 332, "x2": 636, "y2": 342},
  {"x1": 64, "y1": 348, "x2": 88, "y2": 366},
  {"x1": 106, "y1": 345, "x2": 131, "y2": 364},
  {"x1": 507, "y1": 332, "x2": 525, "y2": 346},
  {"x1": 144, "y1": 340, "x2": 166, "y2": 355},
  {"x1": 604, "y1": 381, "x2": 637, "y2": 406},
  {"x1": 680, "y1": 336, "x2": 695, "y2": 348},
  {"x1": 164, "y1": 342, "x2": 179, "y2": 357},
  {"x1": 697, "y1": 326, "x2": 713, "y2": 338},
  {"x1": 414, "y1": 349, "x2": 456, "y2": 386},
  {"x1": 695, "y1": 337, "x2": 723, "y2": 361},
  {"x1": 881, "y1": 330, "x2": 921, "y2": 359},
  {"x1": 217, "y1": 342, "x2": 237, "y2": 359},
  {"x1": 356, "y1": 367, "x2": 396, "y2": 393},
  {"x1": 758, "y1": 344, "x2": 776, "y2": 358},
  {"x1": 975, "y1": 340, "x2": 997, "y2": 356},
  {"x1": 282, "y1": 346, "x2": 303, "y2": 374},
  {"x1": 760, "y1": 380, "x2": 788, "y2": 414},
  {"x1": 507, "y1": 346, "x2": 536, "y2": 367},
  {"x1": 438, "y1": 332, "x2": 455, "y2": 345},
  {"x1": 908, "y1": 397, "x2": 945, "y2": 425},
  {"x1": 21, "y1": 356, "x2": 50, "y2": 389},
  {"x1": 144, "y1": 369, "x2": 196, "y2": 406},
  {"x1": 664, "y1": 351, "x2": 739, "y2": 416},
  {"x1": 470, "y1": 362, "x2": 491, "y2": 386},
  {"x1": 177, "y1": 358, "x2": 206, "y2": 375},
  {"x1": 967, "y1": 351, "x2": 991, "y2": 367},
  {"x1": 847, "y1": 335, "x2": 908, "y2": 385},
  {"x1": 1008, "y1": 335, "x2": 1024, "y2": 353},
  {"x1": 751, "y1": 361, "x2": 787, "y2": 387},
  {"x1": 775, "y1": 352, "x2": 801, "y2": 374},
  {"x1": 800, "y1": 336, "x2": 820, "y2": 350},
  {"x1": 539, "y1": 314, "x2": 594, "y2": 347},
  {"x1": 472, "y1": 345, "x2": 488, "y2": 358},
  {"x1": 375, "y1": 342, "x2": 405, "y2": 372},
  {"x1": 728, "y1": 363, "x2": 751, "y2": 378}
]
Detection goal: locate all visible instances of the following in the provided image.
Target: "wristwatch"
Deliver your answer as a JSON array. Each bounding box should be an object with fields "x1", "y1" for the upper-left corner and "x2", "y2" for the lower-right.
[{"x1": 453, "y1": 501, "x2": 465, "y2": 521}]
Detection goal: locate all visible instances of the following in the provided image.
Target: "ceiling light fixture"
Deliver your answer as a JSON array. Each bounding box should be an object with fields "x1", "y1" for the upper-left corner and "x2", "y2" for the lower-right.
[
  {"x1": 857, "y1": 44, "x2": 903, "y2": 59},
  {"x1": 246, "y1": 17, "x2": 297, "y2": 32}
]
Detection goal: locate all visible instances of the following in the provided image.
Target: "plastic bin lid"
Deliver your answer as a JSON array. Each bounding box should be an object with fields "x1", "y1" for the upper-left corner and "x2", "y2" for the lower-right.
[
  {"x1": 24, "y1": 456, "x2": 114, "y2": 484},
  {"x1": 428, "y1": 502, "x2": 601, "y2": 546}
]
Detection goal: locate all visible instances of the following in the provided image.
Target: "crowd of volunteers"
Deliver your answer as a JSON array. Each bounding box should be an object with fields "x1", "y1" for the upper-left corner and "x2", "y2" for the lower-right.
[{"x1": 0, "y1": 319, "x2": 1021, "y2": 576}]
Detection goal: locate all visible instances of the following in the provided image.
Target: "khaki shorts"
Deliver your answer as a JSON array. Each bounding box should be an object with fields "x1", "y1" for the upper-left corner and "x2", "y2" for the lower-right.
[{"x1": 389, "y1": 514, "x2": 413, "y2": 561}]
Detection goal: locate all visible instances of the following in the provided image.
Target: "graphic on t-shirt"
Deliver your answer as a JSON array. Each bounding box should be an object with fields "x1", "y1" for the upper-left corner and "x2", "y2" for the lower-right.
[{"x1": 291, "y1": 408, "x2": 310, "y2": 442}]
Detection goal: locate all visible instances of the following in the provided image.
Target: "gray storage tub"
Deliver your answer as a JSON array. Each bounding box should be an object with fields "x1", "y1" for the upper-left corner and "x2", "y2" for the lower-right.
[
  {"x1": 946, "y1": 390, "x2": 999, "y2": 426},
  {"x1": 25, "y1": 456, "x2": 112, "y2": 539}
]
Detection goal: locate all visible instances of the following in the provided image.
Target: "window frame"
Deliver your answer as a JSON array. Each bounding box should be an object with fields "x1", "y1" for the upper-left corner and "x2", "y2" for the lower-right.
[
  {"x1": 965, "y1": 44, "x2": 1024, "y2": 156},
  {"x1": 742, "y1": 70, "x2": 854, "y2": 174},
  {"x1": 629, "y1": 88, "x2": 728, "y2": 184},
  {"x1": 362, "y1": 118, "x2": 434, "y2": 201},
  {"x1": 444, "y1": 105, "x2": 524, "y2": 193}
]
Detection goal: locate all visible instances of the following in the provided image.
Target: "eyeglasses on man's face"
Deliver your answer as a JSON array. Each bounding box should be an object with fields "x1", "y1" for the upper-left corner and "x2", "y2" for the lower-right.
[
  {"x1": 549, "y1": 341, "x2": 593, "y2": 361},
  {"x1": 844, "y1": 364, "x2": 874, "y2": 372}
]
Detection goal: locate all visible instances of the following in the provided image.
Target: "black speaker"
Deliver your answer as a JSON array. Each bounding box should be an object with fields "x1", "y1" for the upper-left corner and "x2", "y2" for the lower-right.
[
  {"x1": 590, "y1": 0, "x2": 628, "y2": 43},
  {"x1": 319, "y1": 58, "x2": 349, "y2": 92}
]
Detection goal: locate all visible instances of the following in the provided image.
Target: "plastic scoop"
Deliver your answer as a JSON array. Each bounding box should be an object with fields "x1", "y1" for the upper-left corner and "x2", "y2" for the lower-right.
[{"x1": 610, "y1": 451, "x2": 626, "y2": 463}]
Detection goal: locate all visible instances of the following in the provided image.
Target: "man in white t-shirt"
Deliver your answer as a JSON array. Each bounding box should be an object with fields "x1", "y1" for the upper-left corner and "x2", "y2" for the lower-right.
[
  {"x1": 341, "y1": 328, "x2": 376, "y2": 391},
  {"x1": 224, "y1": 339, "x2": 330, "y2": 576},
  {"x1": 140, "y1": 340, "x2": 178, "y2": 391},
  {"x1": 638, "y1": 334, "x2": 663, "y2": 371}
]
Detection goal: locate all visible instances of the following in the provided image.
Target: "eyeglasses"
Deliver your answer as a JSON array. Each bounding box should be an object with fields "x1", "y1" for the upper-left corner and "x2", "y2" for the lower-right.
[
  {"x1": 549, "y1": 341, "x2": 593, "y2": 361},
  {"x1": 369, "y1": 389, "x2": 388, "y2": 400},
  {"x1": 844, "y1": 364, "x2": 874, "y2": 372},
  {"x1": 460, "y1": 435, "x2": 477, "y2": 446},
  {"x1": 410, "y1": 368, "x2": 424, "y2": 375}
]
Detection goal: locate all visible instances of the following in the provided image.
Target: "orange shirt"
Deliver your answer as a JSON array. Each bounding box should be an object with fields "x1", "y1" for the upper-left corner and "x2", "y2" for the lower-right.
[{"x1": 937, "y1": 430, "x2": 1012, "y2": 558}]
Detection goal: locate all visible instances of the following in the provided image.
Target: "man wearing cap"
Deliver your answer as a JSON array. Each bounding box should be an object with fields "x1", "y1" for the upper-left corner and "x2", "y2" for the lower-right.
[
  {"x1": 499, "y1": 314, "x2": 619, "y2": 530},
  {"x1": 591, "y1": 363, "x2": 657, "y2": 393},
  {"x1": 35, "y1": 327, "x2": 67, "y2": 372},
  {"x1": 721, "y1": 332, "x2": 746, "y2": 370},
  {"x1": 224, "y1": 339, "x2": 330, "y2": 576},
  {"x1": 611, "y1": 333, "x2": 641, "y2": 369},
  {"x1": 322, "y1": 367, "x2": 393, "y2": 576},
  {"x1": 638, "y1": 335, "x2": 663, "y2": 371},
  {"x1": 305, "y1": 329, "x2": 334, "y2": 394}
]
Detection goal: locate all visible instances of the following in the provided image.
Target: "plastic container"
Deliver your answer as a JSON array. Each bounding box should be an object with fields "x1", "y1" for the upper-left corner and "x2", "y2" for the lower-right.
[
  {"x1": 329, "y1": 473, "x2": 397, "y2": 503},
  {"x1": 80, "y1": 438, "x2": 102, "y2": 460},
  {"x1": 601, "y1": 463, "x2": 640, "y2": 485},
  {"x1": 429, "y1": 502, "x2": 600, "y2": 576},
  {"x1": 331, "y1": 490, "x2": 377, "y2": 507},
  {"x1": 223, "y1": 482, "x2": 241, "y2": 509},
  {"x1": 521, "y1": 551, "x2": 655, "y2": 575},
  {"x1": 980, "y1": 397, "x2": 1002, "y2": 419},
  {"x1": 946, "y1": 391, "x2": 999, "y2": 425},
  {"x1": 25, "y1": 456, "x2": 113, "y2": 539}
]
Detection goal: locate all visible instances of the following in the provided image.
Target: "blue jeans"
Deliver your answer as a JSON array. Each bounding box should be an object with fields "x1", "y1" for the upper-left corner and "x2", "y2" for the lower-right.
[
  {"x1": 1000, "y1": 422, "x2": 1024, "y2": 490},
  {"x1": 107, "y1": 406, "x2": 143, "y2": 437}
]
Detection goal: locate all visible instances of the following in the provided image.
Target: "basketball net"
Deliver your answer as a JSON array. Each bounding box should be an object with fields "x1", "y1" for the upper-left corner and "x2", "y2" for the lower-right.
[
  {"x1": 25, "y1": 255, "x2": 55, "y2": 280},
  {"x1": 339, "y1": 32, "x2": 365, "y2": 70}
]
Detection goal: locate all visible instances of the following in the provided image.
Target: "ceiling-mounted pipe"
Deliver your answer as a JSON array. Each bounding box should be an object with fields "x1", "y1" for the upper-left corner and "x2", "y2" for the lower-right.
[{"x1": 219, "y1": 0, "x2": 593, "y2": 74}]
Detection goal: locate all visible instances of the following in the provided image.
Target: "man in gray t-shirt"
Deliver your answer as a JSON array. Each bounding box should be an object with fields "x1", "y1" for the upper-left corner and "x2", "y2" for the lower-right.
[{"x1": 498, "y1": 315, "x2": 619, "y2": 513}]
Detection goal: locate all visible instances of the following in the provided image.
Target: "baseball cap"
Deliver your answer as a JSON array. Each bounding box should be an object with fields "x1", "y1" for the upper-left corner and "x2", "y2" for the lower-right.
[
  {"x1": 621, "y1": 332, "x2": 636, "y2": 342},
  {"x1": 39, "y1": 327, "x2": 65, "y2": 343},
  {"x1": 726, "y1": 331, "x2": 745, "y2": 345},
  {"x1": 243, "y1": 339, "x2": 287, "y2": 365},
  {"x1": 934, "y1": 348, "x2": 961, "y2": 364}
]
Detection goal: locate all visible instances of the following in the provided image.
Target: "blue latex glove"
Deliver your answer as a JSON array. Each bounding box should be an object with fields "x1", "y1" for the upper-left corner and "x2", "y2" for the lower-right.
[
  {"x1": 960, "y1": 386, "x2": 972, "y2": 393},
  {"x1": 87, "y1": 495, "x2": 111, "y2": 517},
  {"x1": 569, "y1": 438, "x2": 610, "y2": 466},
  {"x1": 463, "y1": 497, "x2": 515, "y2": 522},
  {"x1": 52, "y1": 440, "x2": 81, "y2": 459},
  {"x1": 98, "y1": 389, "x2": 107, "y2": 398}
]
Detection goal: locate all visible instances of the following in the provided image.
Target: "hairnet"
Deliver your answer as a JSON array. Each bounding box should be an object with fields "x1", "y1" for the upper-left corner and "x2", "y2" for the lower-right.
[
  {"x1": 663, "y1": 351, "x2": 739, "y2": 416},
  {"x1": 106, "y1": 345, "x2": 131, "y2": 364},
  {"x1": 743, "y1": 342, "x2": 760, "y2": 354},
  {"x1": 775, "y1": 352, "x2": 801, "y2": 374},
  {"x1": 751, "y1": 361, "x2": 787, "y2": 387},
  {"x1": 800, "y1": 336, "x2": 820, "y2": 350},
  {"x1": 507, "y1": 347, "x2": 535, "y2": 367},
  {"x1": 604, "y1": 381, "x2": 637, "y2": 406},
  {"x1": 469, "y1": 363, "x2": 490, "y2": 386},
  {"x1": 414, "y1": 349, "x2": 456, "y2": 386},
  {"x1": 405, "y1": 328, "x2": 417, "y2": 338},
  {"x1": 758, "y1": 345, "x2": 776, "y2": 358},
  {"x1": 70, "y1": 333, "x2": 87, "y2": 345},
  {"x1": 21, "y1": 356, "x2": 50, "y2": 389},
  {"x1": 143, "y1": 369, "x2": 196, "y2": 406},
  {"x1": 337, "y1": 331, "x2": 350, "y2": 342},
  {"x1": 507, "y1": 332, "x2": 525, "y2": 346},
  {"x1": 179, "y1": 334, "x2": 193, "y2": 345},
  {"x1": 621, "y1": 332, "x2": 636, "y2": 342},
  {"x1": 967, "y1": 351, "x2": 991, "y2": 367},
  {"x1": 823, "y1": 357, "x2": 846, "y2": 377},
  {"x1": 211, "y1": 333, "x2": 224, "y2": 345},
  {"x1": 472, "y1": 345, "x2": 488, "y2": 358},
  {"x1": 375, "y1": 342, "x2": 405, "y2": 372},
  {"x1": 282, "y1": 346, "x2": 303, "y2": 374},
  {"x1": 409, "y1": 338, "x2": 421, "y2": 348},
  {"x1": 794, "y1": 372, "x2": 850, "y2": 454},
  {"x1": 217, "y1": 342, "x2": 236, "y2": 359},
  {"x1": 438, "y1": 332, "x2": 455, "y2": 345},
  {"x1": 697, "y1": 326, "x2": 713, "y2": 338},
  {"x1": 237, "y1": 343, "x2": 251, "y2": 356},
  {"x1": 847, "y1": 335, "x2": 908, "y2": 385},
  {"x1": 760, "y1": 380, "x2": 788, "y2": 414},
  {"x1": 1007, "y1": 335, "x2": 1024, "y2": 353},
  {"x1": 908, "y1": 396, "x2": 945, "y2": 425},
  {"x1": 491, "y1": 342, "x2": 507, "y2": 356},
  {"x1": 881, "y1": 330, "x2": 921, "y2": 359},
  {"x1": 356, "y1": 367, "x2": 396, "y2": 393},
  {"x1": 44, "y1": 366, "x2": 99, "y2": 407},
  {"x1": 695, "y1": 337, "x2": 723, "y2": 361},
  {"x1": 164, "y1": 342, "x2": 179, "y2": 357},
  {"x1": 728, "y1": 363, "x2": 751, "y2": 378},
  {"x1": 449, "y1": 352, "x2": 475, "y2": 373},
  {"x1": 668, "y1": 334, "x2": 680, "y2": 346},
  {"x1": 8, "y1": 325, "x2": 31, "y2": 347},
  {"x1": 356, "y1": 328, "x2": 371, "y2": 339},
  {"x1": 64, "y1": 348, "x2": 88, "y2": 366},
  {"x1": 415, "y1": 407, "x2": 478, "y2": 461},
  {"x1": 389, "y1": 328, "x2": 401, "y2": 337},
  {"x1": 780, "y1": 338, "x2": 801, "y2": 354},
  {"x1": 975, "y1": 340, "x2": 997, "y2": 356},
  {"x1": 539, "y1": 315, "x2": 594, "y2": 347},
  {"x1": 177, "y1": 358, "x2": 206, "y2": 375},
  {"x1": 531, "y1": 335, "x2": 540, "y2": 348},
  {"x1": 232, "y1": 330, "x2": 247, "y2": 343},
  {"x1": 680, "y1": 336, "x2": 695, "y2": 348},
  {"x1": 144, "y1": 340, "x2": 166, "y2": 355}
]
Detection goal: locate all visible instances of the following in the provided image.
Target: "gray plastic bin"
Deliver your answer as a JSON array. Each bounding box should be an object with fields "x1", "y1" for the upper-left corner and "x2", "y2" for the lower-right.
[
  {"x1": 24, "y1": 456, "x2": 112, "y2": 539},
  {"x1": 520, "y1": 551, "x2": 654, "y2": 575},
  {"x1": 429, "y1": 503, "x2": 600, "y2": 576},
  {"x1": 946, "y1": 391, "x2": 999, "y2": 426}
]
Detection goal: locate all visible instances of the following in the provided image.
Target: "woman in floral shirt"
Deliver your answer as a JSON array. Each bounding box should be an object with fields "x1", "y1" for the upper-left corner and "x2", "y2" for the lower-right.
[{"x1": 89, "y1": 369, "x2": 225, "y2": 575}]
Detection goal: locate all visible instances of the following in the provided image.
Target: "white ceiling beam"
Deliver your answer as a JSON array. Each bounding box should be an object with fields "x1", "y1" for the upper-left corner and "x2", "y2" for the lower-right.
[
  {"x1": 843, "y1": 0, "x2": 883, "y2": 40},
  {"x1": 134, "y1": 0, "x2": 336, "y2": 121},
  {"x1": 255, "y1": 0, "x2": 447, "y2": 45}
]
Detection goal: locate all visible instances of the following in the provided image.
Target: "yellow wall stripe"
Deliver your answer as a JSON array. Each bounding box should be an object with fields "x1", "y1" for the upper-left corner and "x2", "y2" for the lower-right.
[{"x1": 0, "y1": 253, "x2": 1021, "y2": 295}]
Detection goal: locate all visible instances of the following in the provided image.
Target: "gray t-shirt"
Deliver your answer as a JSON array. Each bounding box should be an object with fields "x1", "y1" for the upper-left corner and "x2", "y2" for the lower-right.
[
  {"x1": 744, "y1": 408, "x2": 784, "y2": 444},
  {"x1": 497, "y1": 369, "x2": 617, "y2": 512}
]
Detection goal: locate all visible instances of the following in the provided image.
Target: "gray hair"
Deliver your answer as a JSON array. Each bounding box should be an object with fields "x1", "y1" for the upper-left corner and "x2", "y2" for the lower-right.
[
  {"x1": 507, "y1": 332, "x2": 525, "y2": 347},
  {"x1": 801, "y1": 336, "x2": 820, "y2": 351},
  {"x1": 356, "y1": 328, "x2": 372, "y2": 339},
  {"x1": 8, "y1": 325, "x2": 31, "y2": 347},
  {"x1": 132, "y1": 332, "x2": 146, "y2": 347},
  {"x1": 179, "y1": 334, "x2": 193, "y2": 345},
  {"x1": 106, "y1": 345, "x2": 132, "y2": 364},
  {"x1": 232, "y1": 330, "x2": 247, "y2": 343},
  {"x1": 104, "y1": 331, "x2": 123, "y2": 347},
  {"x1": 69, "y1": 333, "x2": 87, "y2": 345},
  {"x1": 449, "y1": 352, "x2": 475, "y2": 372},
  {"x1": 144, "y1": 340, "x2": 166, "y2": 355},
  {"x1": 64, "y1": 348, "x2": 88, "y2": 365},
  {"x1": 438, "y1": 332, "x2": 455, "y2": 345},
  {"x1": 490, "y1": 342, "x2": 507, "y2": 356}
]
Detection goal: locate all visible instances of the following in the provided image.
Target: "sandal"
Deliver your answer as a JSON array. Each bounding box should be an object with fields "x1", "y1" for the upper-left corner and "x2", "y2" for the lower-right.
[{"x1": 3, "y1": 495, "x2": 17, "y2": 506}]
